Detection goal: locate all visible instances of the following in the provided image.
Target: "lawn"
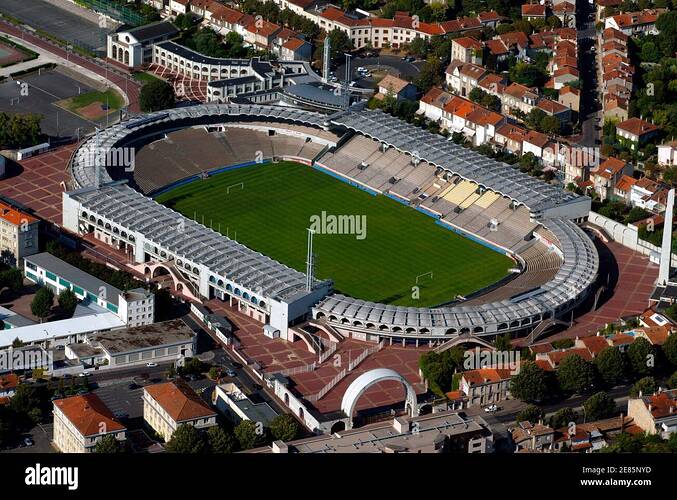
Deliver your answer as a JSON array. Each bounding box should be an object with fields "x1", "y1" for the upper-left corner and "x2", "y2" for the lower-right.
[{"x1": 155, "y1": 161, "x2": 513, "y2": 307}]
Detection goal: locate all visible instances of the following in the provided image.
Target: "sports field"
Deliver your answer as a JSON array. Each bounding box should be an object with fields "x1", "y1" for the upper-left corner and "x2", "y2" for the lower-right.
[{"x1": 156, "y1": 161, "x2": 513, "y2": 307}]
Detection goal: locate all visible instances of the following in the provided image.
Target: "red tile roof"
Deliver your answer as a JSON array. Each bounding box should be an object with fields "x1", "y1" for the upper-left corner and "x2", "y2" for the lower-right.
[
  {"x1": 54, "y1": 394, "x2": 126, "y2": 437},
  {"x1": 522, "y1": 4, "x2": 546, "y2": 17},
  {"x1": 0, "y1": 373, "x2": 19, "y2": 393},
  {"x1": 593, "y1": 157, "x2": 628, "y2": 179},
  {"x1": 145, "y1": 381, "x2": 216, "y2": 422},
  {"x1": 617, "y1": 117, "x2": 659, "y2": 137}
]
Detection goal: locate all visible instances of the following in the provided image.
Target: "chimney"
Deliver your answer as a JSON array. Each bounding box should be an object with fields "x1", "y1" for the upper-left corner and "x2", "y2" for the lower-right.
[{"x1": 393, "y1": 416, "x2": 411, "y2": 434}]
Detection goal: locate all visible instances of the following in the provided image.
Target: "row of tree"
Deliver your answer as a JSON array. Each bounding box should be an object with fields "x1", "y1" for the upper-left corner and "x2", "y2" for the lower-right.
[
  {"x1": 511, "y1": 336, "x2": 677, "y2": 403},
  {"x1": 0, "y1": 113, "x2": 43, "y2": 150},
  {"x1": 162, "y1": 414, "x2": 301, "y2": 454}
]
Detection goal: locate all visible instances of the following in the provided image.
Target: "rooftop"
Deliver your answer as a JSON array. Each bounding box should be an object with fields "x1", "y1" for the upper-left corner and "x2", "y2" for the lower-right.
[
  {"x1": 53, "y1": 393, "x2": 126, "y2": 437},
  {"x1": 85, "y1": 319, "x2": 194, "y2": 355},
  {"x1": 145, "y1": 381, "x2": 217, "y2": 423}
]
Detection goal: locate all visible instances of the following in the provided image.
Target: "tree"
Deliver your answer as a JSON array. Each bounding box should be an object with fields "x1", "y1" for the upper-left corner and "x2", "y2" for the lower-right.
[
  {"x1": 94, "y1": 434, "x2": 124, "y2": 453},
  {"x1": 57, "y1": 289, "x2": 78, "y2": 316},
  {"x1": 509, "y1": 61, "x2": 547, "y2": 87},
  {"x1": 594, "y1": 347, "x2": 627, "y2": 387},
  {"x1": 627, "y1": 337, "x2": 657, "y2": 376},
  {"x1": 0, "y1": 268, "x2": 23, "y2": 295},
  {"x1": 668, "y1": 371, "x2": 677, "y2": 389},
  {"x1": 509, "y1": 361, "x2": 551, "y2": 402},
  {"x1": 629, "y1": 376, "x2": 657, "y2": 398},
  {"x1": 30, "y1": 287, "x2": 54, "y2": 322},
  {"x1": 662, "y1": 333, "x2": 677, "y2": 368},
  {"x1": 516, "y1": 404, "x2": 543, "y2": 423},
  {"x1": 548, "y1": 407, "x2": 578, "y2": 429},
  {"x1": 269, "y1": 414, "x2": 300, "y2": 442},
  {"x1": 140, "y1": 79, "x2": 175, "y2": 112},
  {"x1": 583, "y1": 392, "x2": 617, "y2": 421},
  {"x1": 206, "y1": 426, "x2": 237, "y2": 453},
  {"x1": 557, "y1": 354, "x2": 596, "y2": 394},
  {"x1": 234, "y1": 420, "x2": 267, "y2": 450},
  {"x1": 165, "y1": 424, "x2": 207, "y2": 453}
]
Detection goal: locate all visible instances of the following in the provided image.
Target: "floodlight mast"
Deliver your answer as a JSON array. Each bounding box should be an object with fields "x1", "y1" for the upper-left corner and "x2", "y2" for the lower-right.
[{"x1": 306, "y1": 228, "x2": 315, "y2": 292}]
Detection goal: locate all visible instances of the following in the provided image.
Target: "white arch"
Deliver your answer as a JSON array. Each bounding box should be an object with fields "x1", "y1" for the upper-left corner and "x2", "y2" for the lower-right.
[{"x1": 341, "y1": 368, "x2": 418, "y2": 428}]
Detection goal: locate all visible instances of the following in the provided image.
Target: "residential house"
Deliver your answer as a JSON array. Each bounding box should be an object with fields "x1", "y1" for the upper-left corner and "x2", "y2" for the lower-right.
[
  {"x1": 596, "y1": 0, "x2": 622, "y2": 22},
  {"x1": 552, "y1": 1, "x2": 576, "y2": 27},
  {"x1": 502, "y1": 82, "x2": 539, "y2": 117},
  {"x1": 658, "y1": 140, "x2": 677, "y2": 166},
  {"x1": 418, "y1": 87, "x2": 454, "y2": 122},
  {"x1": 522, "y1": 130, "x2": 550, "y2": 162},
  {"x1": 558, "y1": 85, "x2": 580, "y2": 113},
  {"x1": 450, "y1": 37, "x2": 483, "y2": 65},
  {"x1": 376, "y1": 74, "x2": 417, "y2": 101},
  {"x1": 604, "y1": 9, "x2": 666, "y2": 36},
  {"x1": 616, "y1": 117, "x2": 660, "y2": 151},
  {"x1": 521, "y1": 4, "x2": 547, "y2": 22},
  {"x1": 591, "y1": 157, "x2": 632, "y2": 200},
  {"x1": 614, "y1": 174, "x2": 637, "y2": 203},
  {"x1": 494, "y1": 123, "x2": 527, "y2": 154},
  {"x1": 511, "y1": 421, "x2": 555, "y2": 452},
  {"x1": 446, "y1": 61, "x2": 486, "y2": 98},
  {"x1": 0, "y1": 373, "x2": 19, "y2": 400}
]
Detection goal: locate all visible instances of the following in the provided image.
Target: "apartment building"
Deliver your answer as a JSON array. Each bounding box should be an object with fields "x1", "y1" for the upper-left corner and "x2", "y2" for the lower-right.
[
  {"x1": 0, "y1": 201, "x2": 39, "y2": 267},
  {"x1": 52, "y1": 394, "x2": 126, "y2": 453},
  {"x1": 627, "y1": 389, "x2": 677, "y2": 438},
  {"x1": 143, "y1": 380, "x2": 217, "y2": 441},
  {"x1": 604, "y1": 9, "x2": 665, "y2": 36},
  {"x1": 459, "y1": 368, "x2": 512, "y2": 406},
  {"x1": 446, "y1": 61, "x2": 486, "y2": 98}
]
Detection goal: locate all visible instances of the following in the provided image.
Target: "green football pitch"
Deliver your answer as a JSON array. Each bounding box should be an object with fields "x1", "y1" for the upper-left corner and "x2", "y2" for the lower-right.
[{"x1": 155, "y1": 161, "x2": 513, "y2": 307}]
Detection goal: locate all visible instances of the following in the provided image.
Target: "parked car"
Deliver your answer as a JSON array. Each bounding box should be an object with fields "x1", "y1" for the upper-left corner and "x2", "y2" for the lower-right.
[
  {"x1": 146, "y1": 362, "x2": 158, "y2": 368},
  {"x1": 22, "y1": 437, "x2": 34, "y2": 447},
  {"x1": 225, "y1": 369, "x2": 236, "y2": 377},
  {"x1": 484, "y1": 404, "x2": 499, "y2": 413}
]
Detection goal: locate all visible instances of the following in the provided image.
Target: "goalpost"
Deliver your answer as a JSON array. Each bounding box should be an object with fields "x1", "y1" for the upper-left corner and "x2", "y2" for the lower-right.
[{"x1": 226, "y1": 182, "x2": 244, "y2": 194}]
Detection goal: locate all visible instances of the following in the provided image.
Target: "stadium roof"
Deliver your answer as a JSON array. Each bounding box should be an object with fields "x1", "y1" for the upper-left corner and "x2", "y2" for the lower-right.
[
  {"x1": 68, "y1": 182, "x2": 322, "y2": 301},
  {"x1": 330, "y1": 108, "x2": 581, "y2": 213},
  {"x1": 70, "y1": 103, "x2": 329, "y2": 189}
]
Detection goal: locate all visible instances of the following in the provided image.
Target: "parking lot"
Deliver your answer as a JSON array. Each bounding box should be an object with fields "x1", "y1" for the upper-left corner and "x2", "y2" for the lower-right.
[
  {"x1": 0, "y1": 0, "x2": 112, "y2": 55},
  {"x1": 5, "y1": 422, "x2": 54, "y2": 454},
  {"x1": 0, "y1": 67, "x2": 103, "y2": 138}
]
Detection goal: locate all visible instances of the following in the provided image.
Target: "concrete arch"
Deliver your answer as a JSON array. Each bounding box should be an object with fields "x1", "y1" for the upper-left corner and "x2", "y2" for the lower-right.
[{"x1": 341, "y1": 368, "x2": 418, "y2": 428}]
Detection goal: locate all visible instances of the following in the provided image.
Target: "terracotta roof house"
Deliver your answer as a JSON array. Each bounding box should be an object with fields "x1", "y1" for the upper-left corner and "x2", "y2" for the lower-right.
[
  {"x1": 53, "y1": 394, "x2": 126, "y2": 453},
  {"x1": 143, "y1": 381, "x2": 218, "y2": 441},
  {"x1": 616, "y1": 117, "x2": 660, "y2": 149}
]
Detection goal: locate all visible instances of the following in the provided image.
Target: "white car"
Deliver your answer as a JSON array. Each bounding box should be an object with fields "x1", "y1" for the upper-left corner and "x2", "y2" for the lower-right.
[
  {"x1": 146, "y1": 362, "x2": 158, "y2": 368},
  {"x1": 484, "y1": 404, "x2": 499, "y2": 413}
]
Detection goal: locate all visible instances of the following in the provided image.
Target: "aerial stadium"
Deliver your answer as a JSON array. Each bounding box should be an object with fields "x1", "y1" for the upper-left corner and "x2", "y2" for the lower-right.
[{"x1": 63, "y1": 102, "x2": 599, "y2": 348}]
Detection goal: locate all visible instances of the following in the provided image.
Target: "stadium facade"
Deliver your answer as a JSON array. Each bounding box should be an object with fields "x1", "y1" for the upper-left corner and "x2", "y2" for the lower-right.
[{"x1": 63, "y1": 103, "x2": 599, "y2": 343}]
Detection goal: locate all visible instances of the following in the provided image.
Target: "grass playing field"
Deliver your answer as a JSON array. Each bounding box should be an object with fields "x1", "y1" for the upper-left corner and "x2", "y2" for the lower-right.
[{"x1": 155, "y1": 161, "x2": 513, "y2": 307}]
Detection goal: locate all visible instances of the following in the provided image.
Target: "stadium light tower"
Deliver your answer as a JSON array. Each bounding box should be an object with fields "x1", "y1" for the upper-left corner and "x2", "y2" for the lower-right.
[
  {"x1": 322, "y1": 37, "x2": 331, "y2": 83},
  {"x1": 343, "y1": 53, "x2": 352, "y2": 110},
  {"x1": 306, "y1": 228, "x2": 315, "y2": 292},
  {"x1": 658, "y1": 188, "x2": 675, "y2": 285}
]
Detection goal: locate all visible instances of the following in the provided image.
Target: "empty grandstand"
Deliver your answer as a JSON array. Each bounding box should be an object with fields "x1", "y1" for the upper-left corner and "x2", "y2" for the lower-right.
[{"x1": 64, "y1": 103, "x2": 599, "y2": 344}]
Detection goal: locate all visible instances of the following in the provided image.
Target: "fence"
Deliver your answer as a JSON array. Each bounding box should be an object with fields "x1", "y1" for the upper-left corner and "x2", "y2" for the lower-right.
[
  {"x1": 318, "y1": 341, "x2": 337, "y2": 364},
  {"x1": 307, "y1": 368, "x2": 346, "y2": 402},
  {"x1": 73, "y1": 0, "x2": 149, "y2": 26},
  {"x1": 347, "y1": 340, "x2": 385, "y2": 371},
  {"x1": 272, "y1": 362, "x2": 317, "y2": 377}
]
